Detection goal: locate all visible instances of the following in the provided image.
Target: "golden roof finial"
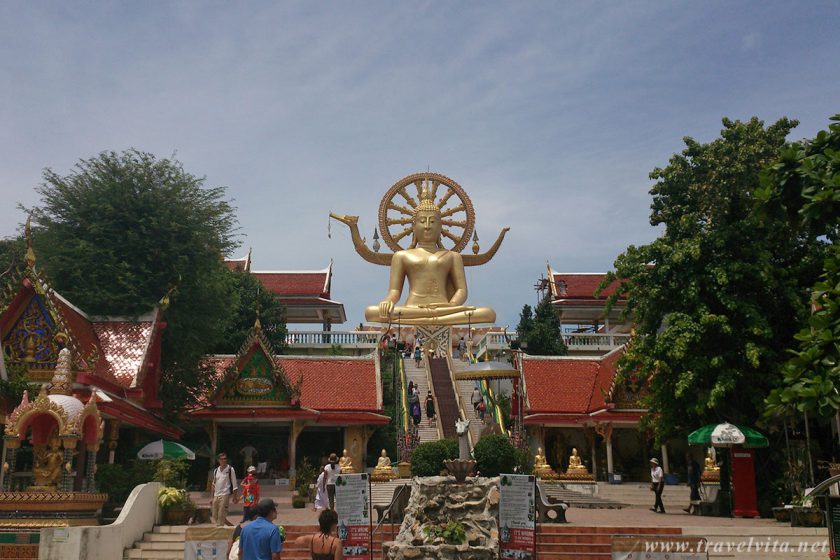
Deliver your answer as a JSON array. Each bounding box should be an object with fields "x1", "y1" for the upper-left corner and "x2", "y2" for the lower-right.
[
  {"x1": 254, "y1": 286, "x2": 262, "y2": 332},
  {"x1": 24, "y1": 215, "x2": 36, "y2": 268}
]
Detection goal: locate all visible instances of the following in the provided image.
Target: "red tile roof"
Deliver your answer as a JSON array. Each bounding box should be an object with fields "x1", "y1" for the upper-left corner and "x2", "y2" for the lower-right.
[
  {"x1": 92, "y1": 321, "x2": 155, "y2": 387},
  {"x1": 201, "y1": 356, "x2": 381, "y2": 414},
  {"x1": 551, "y1": 273, "x2": 624, "y2": 301},
  {"x1": 253, "y1": 271, "x2": 330, "y2": 298},
  {"x1": 522, "y1": 347, "x2": 625, "y2": 416}
]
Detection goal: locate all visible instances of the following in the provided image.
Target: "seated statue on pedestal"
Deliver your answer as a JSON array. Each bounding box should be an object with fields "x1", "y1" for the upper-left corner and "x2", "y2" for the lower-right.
[
  {"x1": 560, "y1": 447, "x2": 593, "y2": 480},
  {"x1": 339, "y1": 449, "x2": 355, "y2": 474},
  {"x1": 533, "y1": 447, "x2": 558, "y2": 480},
  {"x1": 371, "y1": 449, "x2": 395, "y2": 481},
  {"x1": 701, "y1": 447, "x2": 720, "y2": 482}
]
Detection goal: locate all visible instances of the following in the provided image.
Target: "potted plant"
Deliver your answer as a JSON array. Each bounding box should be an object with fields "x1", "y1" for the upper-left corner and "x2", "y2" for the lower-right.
[
  {"x1": 789, "y1": 495, "x2": 824, "y2": 527},
  {"x1": 158, "y1": 487, "x2": 195, "y2": 525}
]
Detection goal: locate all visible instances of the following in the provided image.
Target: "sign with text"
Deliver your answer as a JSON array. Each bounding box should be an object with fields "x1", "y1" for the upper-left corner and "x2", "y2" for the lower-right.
[
  {"x1": 335, "y1": 473, "x2": 372, "y2": 560},
  {"x1": 499, "y1": 474, "x2": 536, "y2": 559},
  {"x1": 184, "y1": 526, "x2": 231, "y2": 560}
]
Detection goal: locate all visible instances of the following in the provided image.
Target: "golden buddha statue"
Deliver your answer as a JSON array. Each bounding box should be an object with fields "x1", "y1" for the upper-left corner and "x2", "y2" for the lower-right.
[
  {"x1": 560, "y1": 447, "x2": 593, "y2": 481},
  {"x1": 371, "y1": 449, "x2": 395, "y2": 481},
  {"x1": 533, "y1": 447, "x2": 557, "y2": 480},
  {"x1": 32, "y1": 438, "x2": 63, "y2": 489},
  {"x1": 701, "y1": 448, "x2": 720, "y2": 482},
  {"x1": 339, "y1": 449, "x2": 355, "y2": 473},
  {"x1": 330, "y1": 173, "x2": 509, "y2": 327}
]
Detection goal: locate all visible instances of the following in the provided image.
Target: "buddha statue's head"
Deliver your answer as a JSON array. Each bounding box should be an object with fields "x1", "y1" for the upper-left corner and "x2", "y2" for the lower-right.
[
  {"x1": 381, "y1": 449, "x2": 387, "y2": 458},
  {"x1": 411, "y1": 186, "x2": 443, "y2": 248}
]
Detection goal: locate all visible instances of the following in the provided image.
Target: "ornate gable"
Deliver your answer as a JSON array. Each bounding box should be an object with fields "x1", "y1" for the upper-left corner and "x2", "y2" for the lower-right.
[{"x1": 215, "y1": 319, "x2": 300, "y2": 406}]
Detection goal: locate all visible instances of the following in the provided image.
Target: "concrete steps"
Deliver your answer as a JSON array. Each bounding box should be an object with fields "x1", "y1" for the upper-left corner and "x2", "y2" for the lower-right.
[
  {"x1": 402, "y1": 359, "x2": 441, "y2": 443},
  {"x1": 534, "y1": 525, "x2": 681, "y2": 559}
]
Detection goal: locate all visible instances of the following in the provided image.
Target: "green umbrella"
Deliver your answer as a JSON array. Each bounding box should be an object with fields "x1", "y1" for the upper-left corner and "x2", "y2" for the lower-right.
[
  {"x1": 136, "y1": 439, "x2": 196, "y2": 460},
  {"x1": 687, "y1": 422, "x2": 769, "y2": 448}
]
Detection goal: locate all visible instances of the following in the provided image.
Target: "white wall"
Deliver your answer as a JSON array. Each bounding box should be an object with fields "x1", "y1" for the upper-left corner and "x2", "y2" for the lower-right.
[{"x1": 39, "y1": 482, "x2": 161, "y2": 560}]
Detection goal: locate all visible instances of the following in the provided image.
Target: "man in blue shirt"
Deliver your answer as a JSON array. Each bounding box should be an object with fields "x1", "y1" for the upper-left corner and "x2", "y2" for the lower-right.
[{"x1": 239, "y1": 498, "x2": 282, "y2": 560}]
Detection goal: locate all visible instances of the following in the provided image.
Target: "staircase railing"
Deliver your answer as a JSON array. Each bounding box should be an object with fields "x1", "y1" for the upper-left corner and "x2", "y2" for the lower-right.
[
  {"x1": 444, "y1": 353, "x2": 476, "y2": 451},
  {"x1": 422, "y1": 353, "x2": 445, "y2": 440}
]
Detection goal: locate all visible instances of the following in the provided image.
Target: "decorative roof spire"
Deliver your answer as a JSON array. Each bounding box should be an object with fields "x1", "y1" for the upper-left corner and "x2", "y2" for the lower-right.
[
  {"x1": 49, "y1": 334, "x2": 73, "y2": 396},
  {"x1": 253, "y1": 286, "x2": 262, "y2": 332},
  {"x1": 24, "y1": 215, "x2": 36, "y2": 268}
]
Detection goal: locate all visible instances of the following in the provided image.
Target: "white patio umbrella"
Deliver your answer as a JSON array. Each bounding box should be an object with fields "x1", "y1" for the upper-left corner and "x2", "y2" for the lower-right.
[{"x1": 136, "y1": 439, "x2": 196, "y2": 460}]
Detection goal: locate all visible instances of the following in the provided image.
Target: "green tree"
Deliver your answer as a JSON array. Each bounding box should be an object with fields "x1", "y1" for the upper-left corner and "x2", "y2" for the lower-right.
[
  {"x1": 761, "y1": 115, "x2": 840, "y2": 419},
  {"x1": 601, "y1": 117, "x2": 826, "y2": 440},
  {"x1": 212, "y1": 269, "x2": 288, "y2": 354},
  {"x1": 27, "y1": 149, "x2": 240, "y2": 413},
  {"x1": 515, "y1": 295, "x2": 566, "y2": 355},
  {"x1": 473, "y1": 434, "x2": 518, "y2": 476}
]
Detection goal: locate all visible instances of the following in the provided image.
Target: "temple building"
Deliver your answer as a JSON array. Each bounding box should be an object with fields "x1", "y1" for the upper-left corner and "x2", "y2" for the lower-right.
[{"x1": 0, "y1": 241, "x2": 180, "y2": 492}]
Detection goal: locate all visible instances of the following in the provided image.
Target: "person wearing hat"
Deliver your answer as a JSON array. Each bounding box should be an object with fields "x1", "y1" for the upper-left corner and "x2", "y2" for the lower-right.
[
  {"x1": 321, "y1": 453, "x2": 341, "y2": 510},
  {"x1": 649, "y1": 458, "x2": 666, "y2": 513},
  {"x1": 241, "y1": 465, "x2": 261, "y2": 521},
  {"x1": 238, "y1": 498, "x2": 283, "y2": 560}
]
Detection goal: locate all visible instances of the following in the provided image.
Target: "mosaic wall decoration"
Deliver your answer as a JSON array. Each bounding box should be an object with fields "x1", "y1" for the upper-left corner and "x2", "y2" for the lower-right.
[{"x1": 2, "y1": 295, "x2": 58, "y2": 368}]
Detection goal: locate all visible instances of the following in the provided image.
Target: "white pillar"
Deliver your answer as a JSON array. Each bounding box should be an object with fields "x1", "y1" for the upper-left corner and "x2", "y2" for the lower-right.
[
  {"x1": 606, "y1": 438, "x2": 614, "y2": 475},
  {"x1": 661, "y1": 443, "x2": 670, "y2": 474}
]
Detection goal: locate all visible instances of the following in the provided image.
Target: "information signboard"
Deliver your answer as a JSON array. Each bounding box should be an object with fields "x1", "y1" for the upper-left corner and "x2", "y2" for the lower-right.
[
  {"x1": 335, "y1": 472, "x2": 372, "y2": 560},
  {"x1": 828, "y1": 496, "x2": 840, "y2": 553},
  {"x1": 499, "y1": 474, "x2": 536, "y2": 559},
  {"x1": 184, "y1": 526, "x2": 230, "y2": 560}
]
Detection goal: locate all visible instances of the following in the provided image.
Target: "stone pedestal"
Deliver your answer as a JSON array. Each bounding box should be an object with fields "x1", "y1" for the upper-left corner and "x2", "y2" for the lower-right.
[{"x1": 384, "y1": 476, "x2": 499, "y2": 560}]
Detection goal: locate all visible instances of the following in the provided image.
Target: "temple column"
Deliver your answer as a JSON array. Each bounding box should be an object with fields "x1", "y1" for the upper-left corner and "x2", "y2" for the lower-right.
[
  {"x1": 2, "y1": 438, "x2": 20, "y2": 491},
  {"x1": 661, "y1": 443, "x2": 670, "y2": 474},
  {"x1": 289, "y1": 421, "x2": 304, "y2": 488},
  {"x1": 595, "y1": 423, "x2": 614, "y2": 475},
  {"x1": 61, "y1": 437, "x2": 78, "y2": 492},
  {"x1": 85, "y1": 444, "x2": 97, "y2": 492},
  {"x1": 107, "y1": 421, "x2": 120, "y2": 464},
  {"x1": 583, "y1": 427, "x2": 597, "y2": 480}
]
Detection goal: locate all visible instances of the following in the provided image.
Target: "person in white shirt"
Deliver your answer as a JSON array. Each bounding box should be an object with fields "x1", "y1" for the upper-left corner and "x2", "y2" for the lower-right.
[
  {"x1": 211, "y1": 452, "x2": 239, "y2": 526},
  {"x1": 321, "y1": 453, "x2": 341, "y2": 509},
  {"x1": 649, "y1": 457, "x2": 665, "y2": 513}
]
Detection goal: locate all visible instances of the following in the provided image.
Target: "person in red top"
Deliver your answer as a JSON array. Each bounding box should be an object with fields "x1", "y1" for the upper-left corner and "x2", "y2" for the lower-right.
[{"x1": 240, "y1": 465, "x2": 261, "y2": 521}]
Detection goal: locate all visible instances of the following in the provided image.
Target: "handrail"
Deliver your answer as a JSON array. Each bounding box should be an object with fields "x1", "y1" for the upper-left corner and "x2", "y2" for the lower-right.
[
  {"x1": 371, "y1": 484, "x2": 410, "y2": 536},
  {"x1": 466, "y1": 349, "x2": 507, "y2": 436},
  {"x1": 445, "y1": 352, "x2": 475, "y2": 451},
  {"x1": 398, "y1": 354, "x2": 410, "y2": 433},
  {"x1": 422, "y1": 352, "x2": 445, "y2": 440}
]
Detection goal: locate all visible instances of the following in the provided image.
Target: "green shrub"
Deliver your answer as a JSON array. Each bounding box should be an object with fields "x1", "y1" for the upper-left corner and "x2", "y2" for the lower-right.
[
  {"x1": 474, "y1": 434, "x2": 517, "y2": 477},
  {"x1": 154, "y1": 459, "x2": 191, "y2": 489},
  {"x1": 411, "y1": 439, "x2": 459, "y2": 476},
  {"x1": 295, "y1": 457, "x2": 320, "y2": 494},
  {"x1": 97, "y1": 461, "x2": 156, "y2": 505}
]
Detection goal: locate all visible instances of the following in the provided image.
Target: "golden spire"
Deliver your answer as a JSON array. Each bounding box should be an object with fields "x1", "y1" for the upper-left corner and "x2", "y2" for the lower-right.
[
  {"x1": 253, "y1": 287, "x2": 262, "y2": 332},
  {"x1": 24, "y1": 215, "x2": 36, "y2": 268}
]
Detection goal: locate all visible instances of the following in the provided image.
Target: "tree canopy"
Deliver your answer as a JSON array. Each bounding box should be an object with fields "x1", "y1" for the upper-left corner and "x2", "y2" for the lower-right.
[
  {"x1": 601, "y1": 117, "x2": 826, "y2": 440},
  {"x1": 516, "y1": 295, "x2": 567, "y2": 356},
  {"x1": 27, "y1": 150, "x2": 246, "y2": 412},
  {"x1": 761, "y1": 115, "x2": 840, "y2": 419}
]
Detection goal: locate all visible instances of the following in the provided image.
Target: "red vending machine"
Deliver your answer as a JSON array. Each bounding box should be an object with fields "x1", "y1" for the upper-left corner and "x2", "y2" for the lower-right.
[{"x1": 731, "y1": 446, "x2": 759, "y2": 517}]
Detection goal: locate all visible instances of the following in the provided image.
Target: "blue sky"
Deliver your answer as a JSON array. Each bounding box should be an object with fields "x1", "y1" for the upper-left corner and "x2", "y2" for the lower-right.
[{"x1": 1, "y1": 2, "x2": 838, "y2": 327}]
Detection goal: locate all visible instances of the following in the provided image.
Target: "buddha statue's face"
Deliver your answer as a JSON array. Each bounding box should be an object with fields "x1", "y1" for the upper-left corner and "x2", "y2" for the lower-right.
[{"x1": 413, "y1": 209, "x2": 442, "y2": 245}]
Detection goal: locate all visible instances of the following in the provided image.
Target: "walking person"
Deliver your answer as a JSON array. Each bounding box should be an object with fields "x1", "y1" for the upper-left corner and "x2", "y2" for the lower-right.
[
  {"x1": 425, "y1": 391, "x2": 436, "y2": 427},
  {"x1": 649, "y1": 458, "x2": 666, "y2": 513},
  {"x1": 477, "y1": 399, "x2": 486, "y2": 423},
  {"x1": 471, "y1": 386, "x2": 481, "y2": 414},
  {"x1": 414, "y1": 345, "x2": 422, "y2": 368},
  {"x1": 313, "y1": 470, "x2": 329, "y2": 513},
  {"x1": 238, "y1": 498, "x2": 283, "y2": 560},
  {"x1": 295, "y1": 509, "x2": 342, "y2": 560},
  {"x1": 241, "y1": 466, "x2": 260, "y2": 521},
  {"x1": 457, "y1": 336, "x2": 467, "y2": 361},
  {"x1": 684, "y1": 452, "x2": 701, "y2": 514},
  {"x1": 227, "y1": 508, "x2": 257, "y2": 560},
  {"x1": 211, "y1": 453, "x2": 239, "y2": 526},
  {"x1": 322, "y1": 454, "x2": 341, "y2": 510}
]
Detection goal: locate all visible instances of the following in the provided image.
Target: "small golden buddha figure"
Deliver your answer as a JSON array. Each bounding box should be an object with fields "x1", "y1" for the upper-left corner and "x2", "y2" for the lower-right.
[
  {"x1": 357, "y1": 187, "x2": 496, "y2": 326},
  {"x1": 701, "y1": 448, "x2": 720, "y2": 482},
  {"x1": 560, "y1": 447, "x2": 593, "y2": 481},
  {"x1": 533, "y1": 447, "x2": 558, "y2": 480},
  {"x1": 32, "y1": 438, "x2": 63, "y2": 489},
  {"x1": 371, "y1": 449, "x2": 395, "y2": 481},
  {"x1": 339, "y1": 449, "x2": 355, "y2": 473}
]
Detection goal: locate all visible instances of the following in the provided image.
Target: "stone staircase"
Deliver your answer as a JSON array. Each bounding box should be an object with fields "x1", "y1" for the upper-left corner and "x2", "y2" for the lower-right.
[
  {"x1": 427, "y1": 358, "x2": 459, "y2": 439},
  {"x1": 402, "y1": 358, "x2": 441, "y2": 443},
  {"x1": 535, "y1": 525, "x2": 682, "y2": 559}
]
